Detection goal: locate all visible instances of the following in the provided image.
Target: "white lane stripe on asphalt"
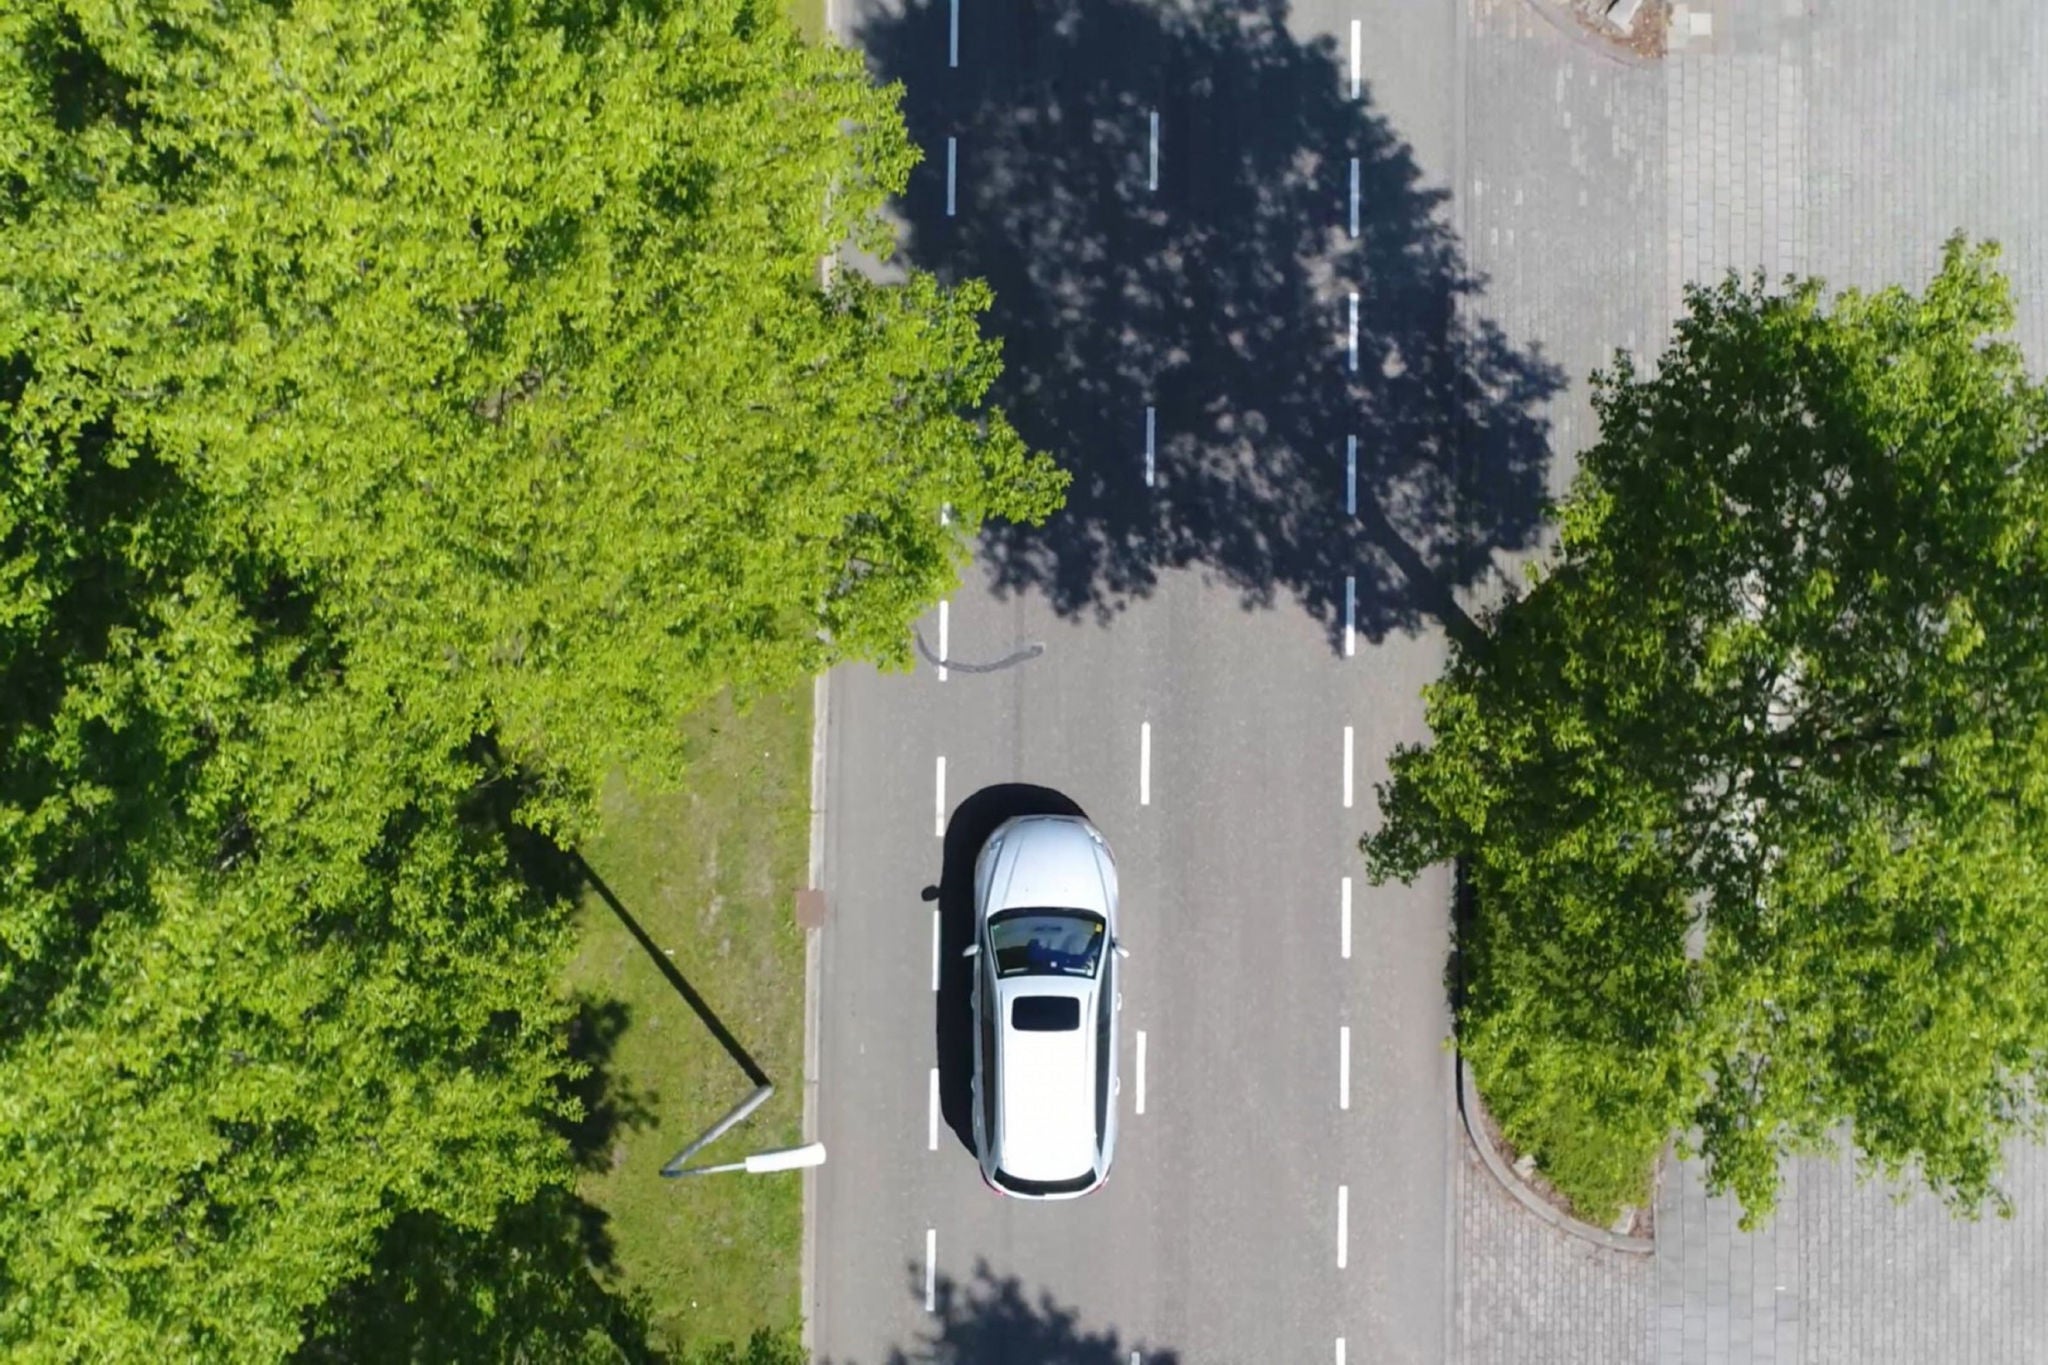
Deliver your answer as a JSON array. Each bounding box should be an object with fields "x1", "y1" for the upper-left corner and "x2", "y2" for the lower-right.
[
  {"x1": 1349, "y1": 156, "x2": 1360, "y2": 237},
  {"x1": 1336, "y1": 1340, "x2": 1346, "y2": 1365},
  {"x1": 930, "y1": 909, "x2": 941, "y2": 991},
  {"x1": 1339, "y1": 1025, "x2": 1351, "y2": 1110},
  {"x1": 1344, "y1": 575, "x2": 1356, "y2": 657},
  {"x1": 937, "y1": 600, "x2": 949, "y2": 682},
  {"x1": 1350, "y1": 20, "x2": 1361, "y2": 99},
  {"x1": 935, "y1": 755, "x2": 947, "y2": 836},
  {"x1": 1347, "y1": 292, "x2": 1359, "y2": 371},
  {"x1": 1336, "y1": 1184, "x2": 1349, "y2": 1268},
  {"x1": 928, "y1": 1067, "x2": 939, "y2": 1150},
  {"x1": 948, "y1": 0, "x2": 959, "y2": 66},
  {"x1": 1145, "y1": 405, "x2": 1156, "y2": 487},
  {"x1": 1346, "y1": 434, "x2": 1357, "y2": 516},
  {"x1": 1342, "y1": 726, "x2": 1355, "y2": 808},
  {"x1": 1341, "y1": 876, "x2": 1353, "y2": 959},
  {"x1": 945, "y1": 138, "x2": 957, "y2": 217},
  {"x1": 1135, "y1": 1029, "x2": 1148, "y2": 1114},
  {"x1": 1148, "y1": 109, "x2": 1159, "y2": 192},
  {"x1": 924, "y1": 1228, "x2": 937, "y2": 1311},
  {"x1": 1139, "y1": 722, "x2": 1152, "y2": 807}
]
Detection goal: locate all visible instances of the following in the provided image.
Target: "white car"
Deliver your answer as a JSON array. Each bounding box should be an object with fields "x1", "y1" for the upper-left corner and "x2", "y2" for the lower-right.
[{"x1": 966, "y1": 814, "x2": 1123, "y2": 1199}]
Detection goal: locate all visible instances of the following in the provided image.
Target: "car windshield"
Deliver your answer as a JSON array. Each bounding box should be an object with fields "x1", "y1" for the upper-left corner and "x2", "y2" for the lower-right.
[{"x1": 989, "y1": 909, "x2": 1106, "y2": 979}]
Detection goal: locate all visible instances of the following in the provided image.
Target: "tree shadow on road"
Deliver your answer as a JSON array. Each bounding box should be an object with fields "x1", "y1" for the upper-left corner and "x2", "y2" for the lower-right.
[
  {"x1": 928, "y1": 783, "x2": 1088, "y2": 1156},
  {"x1": 861, "y1": 0, "x2": 1558, "y2": 651},
  {"x1": 822, "y1": 1261, "x2": 1181, "y2": 1365}
]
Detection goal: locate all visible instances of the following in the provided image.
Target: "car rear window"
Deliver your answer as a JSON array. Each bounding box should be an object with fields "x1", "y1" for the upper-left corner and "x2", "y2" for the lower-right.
[
  {"x1": 1011, "y1": 995, "x2": 1081, "y2": 1032},
  {"x1": 994, "y1": 1168, "x2": 1098, "y2": 1197}
]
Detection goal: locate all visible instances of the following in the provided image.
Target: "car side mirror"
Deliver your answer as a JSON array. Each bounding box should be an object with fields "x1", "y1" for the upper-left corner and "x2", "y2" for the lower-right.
[
  {"x1": 1114, "y1": 942, "x2": 1130, "y2": 959},
  {"x1": 962, "y1": 943, "x2": 980, "y2": 958}
]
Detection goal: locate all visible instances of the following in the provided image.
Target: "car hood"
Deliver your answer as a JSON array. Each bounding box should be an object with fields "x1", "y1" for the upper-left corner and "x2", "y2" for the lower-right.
[{"x1": 980, "y1": 817, "x2": 1116, "y2": 918}]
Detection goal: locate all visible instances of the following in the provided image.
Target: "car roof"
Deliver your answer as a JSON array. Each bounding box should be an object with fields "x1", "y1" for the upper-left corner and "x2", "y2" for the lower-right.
[{"x1": 996, "y1": 980, "x2": 1098, "y2": 1183}]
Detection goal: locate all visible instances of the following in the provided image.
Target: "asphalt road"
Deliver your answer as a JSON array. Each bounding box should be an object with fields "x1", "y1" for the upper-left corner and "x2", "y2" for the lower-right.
[{"x1": 810, "y1": 0, "x2": 1498, "y2": 1360}]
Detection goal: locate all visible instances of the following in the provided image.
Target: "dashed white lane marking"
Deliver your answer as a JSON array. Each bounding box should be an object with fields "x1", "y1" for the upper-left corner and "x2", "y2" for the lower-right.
[
  {"x1": 1339, "y1": 1025, "x2": 1351, "y2": 1110},
  {"x1": 1135, "y1": 1029, "x2": 1148, "y2": 1114},
  {"x1": 935, "y1": 755, "x2": 947, "y2": 836},
  {"x1": 945, "y1": 138, "x2": 957, "y2": 216},
  {"x1": 948, "y1": 0, "x2": 959, "y2": 66},
  {"x1": 1344, "y1": 575, "x2": 1356, "y2": 657},
  {"x1": 1336, "y1": 1184, "x2": 1350, "y2": 1268},
  {"x1": 1148, "y1": 109, "x2": 1159, "y2": 192},
  {"x1": 1139, "y1": 722, "x2": 1152, "y2": 807},
  {"x1": 1342, "y1": 726, "x2": 1355, "y2": 808},
  {"x1": 930, "y1": 908, "x2": 941, "y2": 991},
  {"x1": 937, "y1": 600, "x2": 949, "y2": 682},
  {"x1": 1144, "y1": 405, "x2": 1156, "y2": 487},
  {"x1": 1350, "y1": 20, "x2": 1362, "y2": 99},
  {"x1": 1346, "y1": 434, "x2": 1357, "y2": 515},
  {"x1": 1347, "y1": 292, "x2": 1359, "y2": 371},
  {"x1": 924, "y1": 1228, "x2": 937, "y2": 1311},
  {"x1": 928, "y1": 1066, "x2": 940, "y2": 1149},
  {"x1": 1341, "y1": 876, "x2": 1353, "y2": 959},
  {"x1": 1349, "y1": 156, "x2": 1360, "y2": 237},
  {"x1": 1336, "y1": 1340, "x2": 1347, "y2": 1365}
]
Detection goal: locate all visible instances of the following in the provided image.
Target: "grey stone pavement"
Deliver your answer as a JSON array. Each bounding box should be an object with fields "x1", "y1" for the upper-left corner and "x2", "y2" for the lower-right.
[{"x1": 1452, "y1": 0, "x2": 2048, "y2": 1362}]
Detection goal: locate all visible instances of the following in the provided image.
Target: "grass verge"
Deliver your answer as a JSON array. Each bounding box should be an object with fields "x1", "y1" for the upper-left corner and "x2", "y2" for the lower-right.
[
  {"x1": 787, "y1": 0, "x2": 826, "y2": 43},
  {"x1": 563, "y1": 685, "x2": 812, "y2": 1356}
]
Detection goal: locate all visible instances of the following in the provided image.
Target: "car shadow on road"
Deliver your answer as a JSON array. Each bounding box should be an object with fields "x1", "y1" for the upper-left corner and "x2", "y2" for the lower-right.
[
  {"x1": 859, "y1": 0, "x2": 1558, "y2": 652},
  {"x1": 927, "y1": 783, "x2": 1089, "y2": 1157},
  {"x1": 820, "y1": 1260, "x2": 1180, "y2": 1365}
]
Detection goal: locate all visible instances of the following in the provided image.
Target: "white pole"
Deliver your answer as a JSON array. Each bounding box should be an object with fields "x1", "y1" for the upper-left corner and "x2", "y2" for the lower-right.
[{"x1": 665, "y1": 1142, "x2": 827, "y2": 1178}]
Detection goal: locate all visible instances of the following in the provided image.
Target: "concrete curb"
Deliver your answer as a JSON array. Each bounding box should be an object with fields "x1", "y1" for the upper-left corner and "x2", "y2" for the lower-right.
[
  {"x1": 802, "y1": 0, "x2": 846, "y2": 1342},
  {"x1": 1457, "y1": 1054, "x2": 1656, "y2": 1255},
  {"x1": 798, "y1": 670, "x2": 830, "y2": 1353}
]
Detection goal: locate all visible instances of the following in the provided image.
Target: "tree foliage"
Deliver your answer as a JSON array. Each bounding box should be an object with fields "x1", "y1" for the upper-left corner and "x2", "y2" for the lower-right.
[
  {"x1": 1, "y1": 0, "x2": 1056, "y2": 1356},
  {"x1": 1367, "y1": 238, "x2": 2048, "y2": 1224},
  {"x1": 1, "y1": 0, "x2": 1060, "y2": 835}
]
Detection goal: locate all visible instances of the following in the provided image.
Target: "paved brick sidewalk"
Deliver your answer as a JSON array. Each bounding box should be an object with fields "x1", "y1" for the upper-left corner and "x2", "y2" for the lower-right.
[
  {"x1": 1454, "y1": 0, "x2": 2048, "y2": 1361},
  {"x1": 1452, "y1": 1136, "x2": 1654, "y2": 1365},
  {"x1": 1655, "y1": 1142, "x2": 2048, "y2": 1365}
]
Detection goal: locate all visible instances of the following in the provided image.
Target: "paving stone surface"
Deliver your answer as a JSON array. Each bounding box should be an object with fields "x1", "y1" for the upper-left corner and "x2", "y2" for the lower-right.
[
  {"x1": 1453, "y1": 0, "x2": 2048, "y2": 1361},
  {"x1": 1451, "y1": 1134, "x2": 1656, "y2": 1365}
]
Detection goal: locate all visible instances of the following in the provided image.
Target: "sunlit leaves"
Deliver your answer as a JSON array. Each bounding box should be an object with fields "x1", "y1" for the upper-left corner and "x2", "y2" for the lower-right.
[
  {"x1": 3, "y1": 0, "x2": 1054, "y2": 1355},
  {"x1": 1367, "y1": 239, "x2": 2048, "y2": 1225}
]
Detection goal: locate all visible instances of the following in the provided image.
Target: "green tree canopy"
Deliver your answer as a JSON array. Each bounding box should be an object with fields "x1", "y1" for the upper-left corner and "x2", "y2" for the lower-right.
[
  {"x1": 1366, "y1": 238, "x2": 2048, "y2": 1225},
  {"x1": 2, "y1": 0, "x2": 1060, "y2": 835},
  {"x1": 1, "y1": 0, "x2": 1058, "y2": 1356}
]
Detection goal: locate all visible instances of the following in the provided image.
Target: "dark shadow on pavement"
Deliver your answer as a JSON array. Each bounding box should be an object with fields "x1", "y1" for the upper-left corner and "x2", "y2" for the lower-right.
[
  {"x1": 860, "y1": 0, "x2": 1558, "y2": 651},
  {"x1": 822, "y1": 1262, "x2": 1182, "y2": 1365},
  {"x1": 931, "y1": 784, "x2": 1088, "y2": 1155}
]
